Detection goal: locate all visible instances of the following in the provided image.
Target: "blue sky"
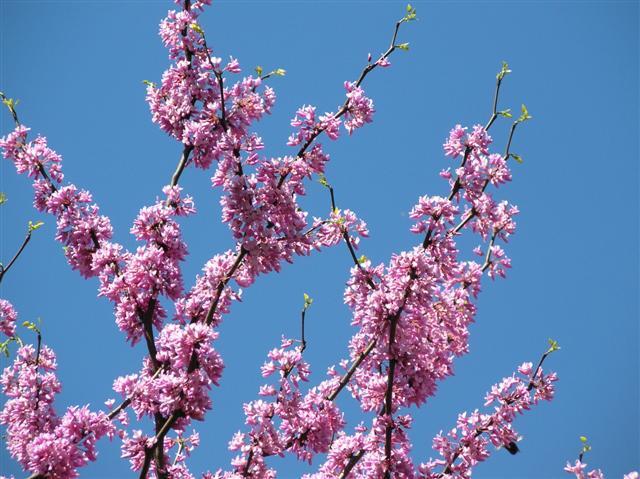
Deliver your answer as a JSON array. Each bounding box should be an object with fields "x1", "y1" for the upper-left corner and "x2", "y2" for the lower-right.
[{"x1": 1, "y1": 1, "x2": 638, "y2": 478}]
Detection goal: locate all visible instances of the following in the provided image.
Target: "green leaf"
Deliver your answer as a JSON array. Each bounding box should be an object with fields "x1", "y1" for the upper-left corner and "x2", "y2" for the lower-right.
[
  {"x1": 497, "y1": 61, "x2": 512, "y2": 81},
  {"x1": 0, "y1": 336, "x2": 20, "y2": 358},
  {"x1": 2, "y1": 96, "x2": 14, "y2": 109},
  {"x1": 255, "y1": 65, "x2": 263, "y2": 77},
  {"x1": 510, "y1": 153, "x2": 523, "y2": 164},
  {"x1": 546, "y1": 338, "x2": 561, "y2": 354},
  {"x1": 580, "y1": 436, "x2": 588, "y2": 443},
  {"x1": 396, "y1": 42, "x2": 410, "y2": 51},
  {"x1": 28, "y1": 220, "x2": 44, "y2": 232},
  {"x1": 303, "y1": 293, "x2": 313, "y2": 309},
  {"x1": 318, "y1": 175, "x2": 329, "y2": 188},
  {"x1": 517, "y1": 104, "x2": 532, "y2": 123},
  {"x1": 22, "y1": 321, "x2": 40, "y2": 334},
  {"x1": 189, "y1": 23, "x2": 204, "y2": 35},
  {"x1": 498, "y1": 109, "x2": 512, "y2": 118},
  {"x1": 0, "y1": 192, "x2": 7, "y2": 205},
  {"x1": 273, "y1": 68, "x2": 286, "y2": 77},
  {"x1": 403, "y1": 4, "x2": 417, "y2": 21},
  {"x1": 358, "y1": 254, "x2": 368, "y2": 264},
  {"x1": 142, "y1": 80, "x2": 156, "y2": 88}
]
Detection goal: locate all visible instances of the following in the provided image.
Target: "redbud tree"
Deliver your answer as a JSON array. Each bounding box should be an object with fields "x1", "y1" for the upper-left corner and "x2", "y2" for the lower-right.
[{"x1": 0, "y1": 2, "x2": 636, "y2": 479}]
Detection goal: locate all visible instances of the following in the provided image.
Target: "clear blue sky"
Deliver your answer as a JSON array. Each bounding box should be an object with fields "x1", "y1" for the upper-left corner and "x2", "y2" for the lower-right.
[{"x1": 1, "y1": 1, "x2": 638, "y2": 478}]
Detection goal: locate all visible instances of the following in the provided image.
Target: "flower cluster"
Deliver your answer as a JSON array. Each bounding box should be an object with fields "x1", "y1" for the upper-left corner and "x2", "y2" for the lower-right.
[
  {"x1": 418, "y1": 362, "x2": 558, "y2": 478},
  {"x1": 0, "y1": 344, "x2": 114, "y2": 478},
  {"x1": 565, "y1": 461, "x2": 638, "y2": 479},
  {"x1": 0, "y1": 299, "x2": 17, "y2": 337},
  {"x1": 222, "y1": 338, "x2": 344, "y2": 478},
  {"x1": 343, "y1": 82, "x2": 375, "y2": 134}
]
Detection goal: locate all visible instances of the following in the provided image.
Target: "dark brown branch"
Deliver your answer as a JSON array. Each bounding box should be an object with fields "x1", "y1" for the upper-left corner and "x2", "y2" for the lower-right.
[
  {"x1": 383, "y1": 316, "x2": 399, "y2": 479},
  {"x1": 142, "y1": 247, "x2": 248, "y2": 474},
  {"x1": 338, "y1": 449, "x2": 366, "y2": 479},
  {"x1": 203, "y1": 247, "x2": 247, "y2": 327},
  {"x1": 484, "y1": 73, "x2": 505, "y2": 131},
  {"x1": 322, "y1": 180, "x2": 376, "y2": 288},
  {"x1": 168, "y1": 144, "x2": 194, "y2": 192},
  {"x1": 300, "y1": 306, "x2": 307, "y2": 353},
  {"x1": 0, "y1": 228, "x2": 33, "y2": 284},
  {"x1": 503, "y1": 121, "x2": 519, "y2": 160},
  {"x1": 326, "y1": 338, "x2": 377, "y2": 402},
  {"x1": 422, "y1": 146, "x2": 471, "y2": 249}
]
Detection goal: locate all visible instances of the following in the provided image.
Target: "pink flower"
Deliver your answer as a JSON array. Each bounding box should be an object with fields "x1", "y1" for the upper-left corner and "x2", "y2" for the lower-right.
[
  {"x1": 0, "y1": 299, "x2": 17, "y2": 337},
  {"x1": 343, "y1": 82, "x2": 375, "y2": 134}
]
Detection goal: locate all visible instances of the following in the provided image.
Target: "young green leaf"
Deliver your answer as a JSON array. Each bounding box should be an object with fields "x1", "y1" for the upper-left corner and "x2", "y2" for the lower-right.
[
  {"x1": 190, "y1": 23, "x2": 204, "y2": 35},
  {"x1": 142, "y1": 80, "x2": 156, "y2": 88},
  {"x1": 28, "y1": 220, "x2": 44, "y2": 232},
  {"x1": 303, "y1": 293, "x2": 313, "y2": 309},
  {"x1": 546, "y1": 338, "x2": 561, "y2": 354},
  {"x1": 273, "y1": 68, "x2": 286, "y2": 76},
  {"x1": 510, "y1": 153, "x2": 524, "y2": 164},
  {"x1": 498, "y1": 109, "x2": 512, "y2": 118},
  {"x1": 22, "y1": 321, "x2": 41, "y2": 334},
  {"x1": 517, "y1": 104, "x2": 532, "y2": 123},
  {"x1": 497, "y1": 61, "x2": 512, "y2": 81},
  {"x1": 255, "y1": 65, "x2": 263, "y2": 77},
  {"x1": 396, "y1": 42, "x2": 410, "y2": 51},
  {"x1": 0, "y1": 192, "x2": 7, "y2": 205},
  {"x1": 403, "y1": 4, "x2": 417, "y2": 21},
  {"x1": 318, "y1": 175, "x2": 329, "y2": 188}
]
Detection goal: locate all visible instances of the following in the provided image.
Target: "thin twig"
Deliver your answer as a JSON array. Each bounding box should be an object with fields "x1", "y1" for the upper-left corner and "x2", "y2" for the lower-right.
[
  {"x1": 0, "y1": 229, "x2": 32, "y2": 284},
  {"x1": 276, "y1": 15, "x2": 410, "y2": 189}
]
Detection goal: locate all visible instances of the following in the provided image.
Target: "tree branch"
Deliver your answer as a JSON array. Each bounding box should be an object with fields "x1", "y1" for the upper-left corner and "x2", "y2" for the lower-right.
[
  {"x1": 276, "y1": 14, "x2": 411, "y2": 189},
  {"x1": 0, "y1": 228, "x2": 33, "y2": 284}
]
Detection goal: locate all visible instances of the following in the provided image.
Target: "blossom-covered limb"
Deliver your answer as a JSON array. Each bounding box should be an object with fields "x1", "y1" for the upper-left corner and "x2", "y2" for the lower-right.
[
  {"x1": 418, "y1": 344, "x2": 559, "y2": 478},
  {"x1": 448, "y1": 106, "x2": 531, "y2": 237},
  {"x1": 276, "y1": 7, "x2": 414, "y2": 188},
  {"x1": 1, "y1": 324, "x2": 116, "y2": 479},
  {"x1": 317, "y1": 175, "x2": 376, "y2": 288}
]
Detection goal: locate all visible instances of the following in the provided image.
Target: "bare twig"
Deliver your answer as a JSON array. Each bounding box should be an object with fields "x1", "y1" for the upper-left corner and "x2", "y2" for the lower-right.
[{"x1": 0, "y1": 229, "x2": 33, "y2": 284}]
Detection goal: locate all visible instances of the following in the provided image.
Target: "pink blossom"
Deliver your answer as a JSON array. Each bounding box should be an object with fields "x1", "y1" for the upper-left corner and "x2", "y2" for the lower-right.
[
  {"x1": 343, "y1": 82, "x2": 375, "y2": 134},
  {"x1": 0, "y1": 299, "x2": 17, "y2": 337}
]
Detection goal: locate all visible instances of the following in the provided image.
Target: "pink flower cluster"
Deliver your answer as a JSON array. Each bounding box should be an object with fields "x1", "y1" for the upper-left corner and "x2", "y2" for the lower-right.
[
  {"x1": 565, "y1": 461, "x2": 638, "y2": 479},
  {"x1": 0, "y1": 344, "x2": 114, "y2": 478},
  {"x1": 148, "y1": 0, "x2": 275, "y2": 170},
  {"x1": 220, "y1": 338, "x2": 343, "y2": 477},
  {"x1": 343, "y1": 82, "x2": 375, "y2": 134},
  {"x1": 418, "y1": 362, "x2": 558, "y2": 478},
  {"x1": 0, "y1": 299, "x2": 17, "y2": 337}
]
